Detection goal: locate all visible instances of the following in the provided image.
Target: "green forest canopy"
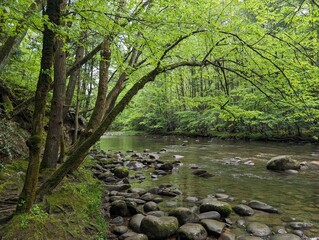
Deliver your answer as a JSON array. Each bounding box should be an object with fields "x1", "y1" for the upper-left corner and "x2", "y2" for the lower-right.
[{"x1": 1, "y1": 0, "x2": 319, "y2": 211}]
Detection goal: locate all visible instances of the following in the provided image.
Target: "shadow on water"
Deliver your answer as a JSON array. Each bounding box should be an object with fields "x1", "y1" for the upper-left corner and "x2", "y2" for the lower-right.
[{"x1": 100, "y1": 134, "x2": 319, "y2": 236}]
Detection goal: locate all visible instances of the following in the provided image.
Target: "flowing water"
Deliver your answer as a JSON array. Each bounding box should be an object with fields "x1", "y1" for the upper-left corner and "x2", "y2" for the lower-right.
[{"x1": 100, "y1": 134, "x2": 319, "y2": 237}]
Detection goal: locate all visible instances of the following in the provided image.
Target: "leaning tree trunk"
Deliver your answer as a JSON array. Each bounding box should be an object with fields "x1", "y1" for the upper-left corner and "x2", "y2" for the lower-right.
[
  {"x1": 16, "y1": 0, "x2": 63, "y2": 213},
  {"x1": 37, "y1": 69, "x2": 159, "y2": 197}
]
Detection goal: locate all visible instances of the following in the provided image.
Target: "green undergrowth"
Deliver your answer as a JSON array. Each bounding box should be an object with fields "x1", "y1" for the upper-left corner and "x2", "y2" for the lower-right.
[{"x1": 0, "y1": 158, "x2": 107, "y2": 240}]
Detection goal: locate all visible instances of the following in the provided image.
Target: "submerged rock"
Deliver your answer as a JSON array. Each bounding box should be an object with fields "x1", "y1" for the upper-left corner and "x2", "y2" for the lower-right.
[
  {"x1": 267, "y1": 155, "x2": 300, "y2": 171},
  {"x1": 289, "y1": 221, "x2": 313, "y2": 230},
  {"x1": 248, "y1": 200, "x2": 278, "y2": 213},
  {"x1": 246, "y1": 222, "x2": 271, "y2": 237},
  {"x1": 270, "y1": 233, "x2": 301, "y2": 240}
]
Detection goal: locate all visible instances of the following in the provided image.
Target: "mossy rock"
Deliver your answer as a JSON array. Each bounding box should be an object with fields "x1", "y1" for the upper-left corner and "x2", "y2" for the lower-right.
[
  {"x1": 140, "y1": 215, "x2": 179, "y2": 240},
  {"x1": 113, "y1": 167, "x2": 129, "y2": 178},
  {"x1": 267, "y1": 155, "x2": 300, "y2": 171},
  {"x1": 199, "y1": 199, "x2": 232, "y2": 218}
]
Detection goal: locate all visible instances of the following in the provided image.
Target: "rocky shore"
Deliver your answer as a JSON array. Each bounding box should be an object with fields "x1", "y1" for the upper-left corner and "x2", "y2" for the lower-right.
[{"x1": 88, "y1": 149, "x2": 318, "y2": 240}]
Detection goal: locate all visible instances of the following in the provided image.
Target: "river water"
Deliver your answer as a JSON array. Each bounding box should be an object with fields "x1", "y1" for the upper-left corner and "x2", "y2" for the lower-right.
[{"x1": 100, "y1": 134, "x2": 319, "y2": 237}]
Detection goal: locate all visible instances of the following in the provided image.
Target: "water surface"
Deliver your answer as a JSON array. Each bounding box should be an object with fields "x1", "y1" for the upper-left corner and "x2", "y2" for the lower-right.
[{"x1": 100, "y1": 135, "x2": 319, "y2": 236}]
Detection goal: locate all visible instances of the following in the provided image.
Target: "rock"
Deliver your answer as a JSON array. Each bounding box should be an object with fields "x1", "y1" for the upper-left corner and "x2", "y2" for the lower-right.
[
  {"x1": 110, "y1": 200, "x2": 130, "y2": 217},
  {"x1": 129, "y1": 214, "x2": 145, "y2": 233},
  {"x1": 143, "y1": 201, "x2": 159, "y2": 212},
  {"x1": 199, "y1": 199, "x2": 232, "y2": 218},
  {"x1": 246, "y1": 222, "x2": 271, "y2": 237},
  {"x1": 129, "y1": 188, "x2": 147, "y2": 196},
  {"x1": 113, "y1": 225, "x2": 129, "y2": 235},
  {"x1": 198, "y1": 211, "x2": 221, "y2": 220},
  {"x1": 119, "y1": 231, "x2": 136, "y2": 240},
  {"x1": 237, "y1": 236, "x2": 263, "y2": 240},
  {"x1": 158, "y1": 162, "x2": 174, "y2": 171},
  {"x1": 169, "y1": 207, "x2": 199, "y2": 225},
  {"x1": 232, "y1": 204, "x2": 254, "y2": 216},
  {"x1": 140, "y1": 193, "x2": 155, "y2": 201},
  {"x1": 286, "y1": 169, "x2": 299, "y2": 174},
  {"x1": 177, "y1": 223, "x2": 207, "y2": 240},
  {"x1": 184, "y1": 196, "x2": 198, "y2": 203},
  {"x1": 266, "y1": 155, "x2": 300, "y2": 171},
  {"x1": 269, "y1": 234, "x2": 301, "y2": 240},
  {"x1": 126, "y1": 201, "x2": 140, "y2": 215},
  {"x1": 200, "y1": 219, "x2": 225, "y2": 237},
  {"x1": 272, "y1": 226, "x2": 287, "y2": 234},
  {"x1": 192, "y1": 170, "x2": 214, "y2": 178},
  {"x1": 146, "y1": 211, "x2": 165, "y2": 217},
  {"x1": 219, "y1": 232, "x2": 236, "y2": 240},
  {"x1": 111, "y1": 216, "x2": 124, "y2": 225},
  {"x1": 248, "y1": 200, "x2": 278, "y2": 213},
  {"x1": 289, "y1": 221, "x2": 313, "y2": 230},
  {"x1": 114, "y1": 167, "x2": 129, "y2": 178},
  {"x1": 105, "y1": 184, "x2": 131, "y2": 191},
  {"x1": 125, "y1": 233, "x2": 148, "y2": 240},
  {"x1": 140, "y1": 215, "x2": 179, "y2": 240},
  {"x1": 149, "y1": 153, "x2": 159, "y2": 160},
  {"x1": 215, "y1": 193, "x2": 229, "y2": 200},
  {"x1": 307, "y1": 161, "x2": 319, "y2": 170}
]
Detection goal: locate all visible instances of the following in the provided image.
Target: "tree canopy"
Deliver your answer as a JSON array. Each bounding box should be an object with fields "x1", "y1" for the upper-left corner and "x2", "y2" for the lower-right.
[{"x1": 1, "y1": 0, "x2": 319, "y2": 211}]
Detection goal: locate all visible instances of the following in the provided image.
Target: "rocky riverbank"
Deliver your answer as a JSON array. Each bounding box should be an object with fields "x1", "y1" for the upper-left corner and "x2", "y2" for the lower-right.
[{"x1": 88, "y1": 149, "x2": 318, "y2": 240}]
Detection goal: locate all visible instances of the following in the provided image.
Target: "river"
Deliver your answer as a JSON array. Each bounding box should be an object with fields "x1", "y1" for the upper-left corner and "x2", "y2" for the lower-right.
[{"x1": 100, "y1": 134, "x2": 319, "y2": 237}]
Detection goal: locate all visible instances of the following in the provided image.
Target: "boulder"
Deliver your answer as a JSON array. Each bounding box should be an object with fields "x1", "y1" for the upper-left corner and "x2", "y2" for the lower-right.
[
  {"x1": 199, "y1": 199, "x2": 232, "y2": 217},
  {"x1": 269, "y1": 234, "x2": 301, "y2": 240},
  {"x1": 158, "y1": 162, "x2": 173, "y2": 171},
  {"x1": 113, "y1": 225, "x2": 128, "y2": 235},
  {"x1": 140, "y1": 215, "x2": 179, "y2": 240},
  {"x1": 113, "y1": 167, "x2": 129, "y2": 178},
  {"x1": 143, "y1": 201, "x2": 159, "y2": 212},
  {"x1": 248, "y1": 200, "x2": 278, "y2": 213},
  {"x1": 266, "y1": 155, "x2": 300, "y2": 171},
  {"x1": 200, "y1": 219, "x2": 225, "y2": 237},
  {"x1": 169, "y1": 207, "x2": 199, "y2": 225},
  {"x1": 177, "y1": 223, "x2": 207, "y2": 240},
  {"x1": 129, "y1": 214, "x2": 145, "y2": 233},
  {"x1": 246, "y1": 222, "x2": 271, "y2": 237},
  {"x1": 125, "y1": 233, "x2": 148, "y2": 240},
  {"x1": 110, "y1": 200, "x2": 130, "y2": 217},
  {"x1": 233, "y1": 204, "x2": 254, "y2": 216},
  {"x1": 219, "y1": 232, "x2": 236, "y2": 240},
  {"x1": 237, "y1": 236, "x2": 263, "y2": 240},
  {"x1": 198, "y1": 211, "x2": 221, "y2": 220}
]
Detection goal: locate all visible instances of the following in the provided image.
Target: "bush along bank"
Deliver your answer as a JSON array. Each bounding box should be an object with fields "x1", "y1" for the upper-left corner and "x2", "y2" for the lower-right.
[{"x1": 88, "y1": 149, "x2": 318, "y2": 240}]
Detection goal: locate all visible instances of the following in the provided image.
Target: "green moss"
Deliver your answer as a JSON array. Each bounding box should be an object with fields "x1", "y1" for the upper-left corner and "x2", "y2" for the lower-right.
[{"x1": 1, "y1": 158, "x2": 108, "y2": 240}]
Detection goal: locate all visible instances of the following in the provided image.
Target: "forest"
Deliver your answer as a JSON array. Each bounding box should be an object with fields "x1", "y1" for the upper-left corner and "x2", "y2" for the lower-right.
[{"x1": 0, "y1": 0, "x2": 319, "y2": 239}]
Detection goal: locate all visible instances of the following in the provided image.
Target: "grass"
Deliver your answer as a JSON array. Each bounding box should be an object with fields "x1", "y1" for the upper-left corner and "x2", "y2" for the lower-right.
[{"x1": 0, "y1": 158, "x2": 108, "y2": 240}]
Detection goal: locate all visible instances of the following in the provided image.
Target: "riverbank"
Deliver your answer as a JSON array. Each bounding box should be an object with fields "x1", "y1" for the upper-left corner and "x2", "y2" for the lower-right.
[
  {"x1": 105, "y1": 130, "x2": 319, "y2": 144},
  {"x1": 0, "y1": 158, "x2": 107, "y2": 239}
]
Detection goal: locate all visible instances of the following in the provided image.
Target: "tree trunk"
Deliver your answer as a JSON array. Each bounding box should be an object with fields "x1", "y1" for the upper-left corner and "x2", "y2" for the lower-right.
[
  {"x1": 85, "y1": 38, "x2": 111, "y2": 132},
  {"x1": 64, "y1": 37, "x2": 85, "y2": 118},
  {"x1": 37, "y1": 69, "x2": 159, "y2": 197},
  {"x1": 16, "y1": 0, "x2": 61, "y2": 213},
  {"x1": 41, "y1": 35, "x2": 67, "y2": 169}
]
